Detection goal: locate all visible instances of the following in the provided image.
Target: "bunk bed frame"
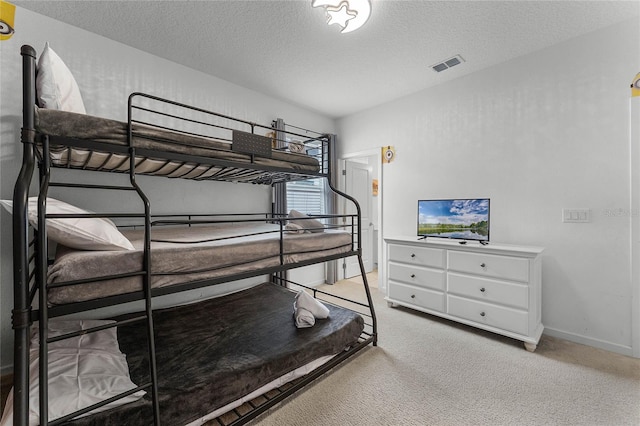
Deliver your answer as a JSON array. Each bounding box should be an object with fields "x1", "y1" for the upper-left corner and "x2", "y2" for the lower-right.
[{"x1": 9, "y1": 45, "x2": 378, "y2": 425}]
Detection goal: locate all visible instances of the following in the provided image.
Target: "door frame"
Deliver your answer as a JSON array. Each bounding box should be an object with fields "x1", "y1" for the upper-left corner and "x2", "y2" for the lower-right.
[
  {"x1": 344, "y1": 159, "x2": 373, "y2": 278},
  {"x1": 630, "y1": 95, "x2": 640, "y2": 358},
  {"x1": 339, "y1": 148, "x2": 384, "y2": 290}
]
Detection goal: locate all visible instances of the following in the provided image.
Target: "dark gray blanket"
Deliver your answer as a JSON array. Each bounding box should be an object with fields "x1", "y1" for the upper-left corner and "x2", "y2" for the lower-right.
[{"x1": 68, "y1": 283, "x2": 364, "y2": 425}]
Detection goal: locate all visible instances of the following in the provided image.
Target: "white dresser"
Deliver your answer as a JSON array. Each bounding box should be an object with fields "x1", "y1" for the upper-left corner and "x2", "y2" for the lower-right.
[{"x1": 385, "y1": 236, "x2": 544, "y2": 351}]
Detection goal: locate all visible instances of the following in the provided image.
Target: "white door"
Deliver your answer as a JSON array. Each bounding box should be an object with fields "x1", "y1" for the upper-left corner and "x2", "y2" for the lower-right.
[{"x1": 343, "y1": 160, "x2": 373, "y2": 278}]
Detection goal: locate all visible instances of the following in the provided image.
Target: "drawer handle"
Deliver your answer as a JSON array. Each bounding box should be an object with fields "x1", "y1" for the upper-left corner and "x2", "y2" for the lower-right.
[
  {"x1": 480, "y1": 287, "x2": 486, "y2": 293},
  {"x1": 411, "y1": 274, "x2": 416, "y2": 278},
  {"x1": 480, "y1": 311, "x2": 486, "y2": 317},
  {"x1": 480, "y1": 263, "x2": 486, "y2": 268},
  {"x1": 411, "y1": 294, "x2": 416, "y2": 299},
  {"x1": 411, "y1": 253, "x2": 416, "y2": 258}
]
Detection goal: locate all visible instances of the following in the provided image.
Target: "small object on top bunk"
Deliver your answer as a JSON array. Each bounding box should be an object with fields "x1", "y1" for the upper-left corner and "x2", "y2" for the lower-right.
[
  {"x1": 293, "y1": 290, "x2": 330, "y2": 329},
  {"x1": 231, "y1": 129, "x2": 272, "y2": 158},
  {"x1": 288, "y1": 140, "x2": 306, "y2": 154}
]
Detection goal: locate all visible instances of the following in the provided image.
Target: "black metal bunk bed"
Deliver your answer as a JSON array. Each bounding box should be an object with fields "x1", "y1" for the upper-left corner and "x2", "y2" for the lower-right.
[{"x1": 8, "y1": 45, "x2": 378, "y2": 426}]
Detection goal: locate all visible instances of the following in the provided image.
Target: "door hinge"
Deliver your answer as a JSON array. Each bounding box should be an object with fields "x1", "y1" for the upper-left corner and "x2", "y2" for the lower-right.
[{"x1": 342, "y1": 170, "x2": 346, "y2": 176}]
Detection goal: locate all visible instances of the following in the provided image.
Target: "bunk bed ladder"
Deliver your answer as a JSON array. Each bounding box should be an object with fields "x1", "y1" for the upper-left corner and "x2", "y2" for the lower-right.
[
  {"x1": 271, "y1": 118, "x2": 288, "y2": 287},
  {"x1": 30, "y1": 136, "x2": 161, "y2": 425},
  {"x1": 12, "y1": 44, "x2": 37, "y2": 426},
  {"x1": 128, "y1": 94, "x2": 162, "y2": 426},
  {"x1": 129, "y1": 171, "x2": 162, "y2": 426},
  {"x1": 12, "y1": 45, "x2": 161, "y2": 425},
  {"x1": 329, "y1": 179, "x2": 378, "y2": 346},
  {"x1": 325, "y1": 138, "x2": 378, "y2": 346}
]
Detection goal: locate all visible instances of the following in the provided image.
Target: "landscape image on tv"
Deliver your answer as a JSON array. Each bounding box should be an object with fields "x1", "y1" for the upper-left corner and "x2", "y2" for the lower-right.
[{"x1": 418, "y1": 198, "x2": 489, "y2": 241}]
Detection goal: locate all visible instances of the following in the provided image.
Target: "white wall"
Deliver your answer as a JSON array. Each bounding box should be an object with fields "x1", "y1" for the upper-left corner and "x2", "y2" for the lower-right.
[
  {"x1": 0, "y1": 7, "x2": 335, "y2": 372},
  {"x1": 337, "y1": 19, "x2": 640, "y2": 356}
]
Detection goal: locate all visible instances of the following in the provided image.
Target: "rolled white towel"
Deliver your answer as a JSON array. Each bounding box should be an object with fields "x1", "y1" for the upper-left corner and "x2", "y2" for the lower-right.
[
  {"x1": 294, "y1": 306, "x2": 315, "y2": 328},
  {"x1": 295, "y1": 290, "x2": 330, "y2": 319}
]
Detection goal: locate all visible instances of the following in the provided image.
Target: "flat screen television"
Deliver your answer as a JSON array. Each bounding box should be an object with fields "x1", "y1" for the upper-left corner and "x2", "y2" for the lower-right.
[{"x1": 417, "y1": 198, "x2": 490, "y2": 242}]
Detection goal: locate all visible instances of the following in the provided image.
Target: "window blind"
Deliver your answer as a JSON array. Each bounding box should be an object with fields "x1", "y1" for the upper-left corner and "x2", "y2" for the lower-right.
[{"x1": 287, "y1": 178, "x2": 325, "y2": 215}]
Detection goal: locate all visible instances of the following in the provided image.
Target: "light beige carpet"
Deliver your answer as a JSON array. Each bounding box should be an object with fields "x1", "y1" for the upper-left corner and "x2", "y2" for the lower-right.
[{"x1": 253, "y1": 274, "x2": 640, "y2": 426}]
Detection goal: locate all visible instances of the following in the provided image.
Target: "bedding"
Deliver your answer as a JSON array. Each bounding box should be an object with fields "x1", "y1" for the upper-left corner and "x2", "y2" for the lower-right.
[
  {"x1": 0, "y1": 197, "x2": 135, "y2": 251},
  {"x1": 47, "y1": 222, "x2": 353, "y2": 305},
  {"x1": 34, "y1": 107, "x2": 321, "y2": 180},
  {"x1": 288, "y1": 209, "x2": 325, "y2": 233},
  {"x1": 0, "y1": 320, "x2": 145, "y2": 426},
  {"x1": 36, "y1": 42, "x2": 86, "y2": 113},
  {"x1": 65, "y1": 283, "x2": 364, "y2": 425},
  {"x1": 185, "y1": 354, "x2": 335, "y2": 426}
]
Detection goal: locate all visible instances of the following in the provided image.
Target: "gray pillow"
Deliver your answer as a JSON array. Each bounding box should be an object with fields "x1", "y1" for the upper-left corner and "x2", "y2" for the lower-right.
[{"x1": 288, "y1": 209, "x2": 324, "y2": 233}]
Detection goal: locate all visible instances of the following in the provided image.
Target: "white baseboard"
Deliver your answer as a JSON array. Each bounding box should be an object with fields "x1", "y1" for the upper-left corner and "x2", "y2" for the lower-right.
[{"x1": 544, "y1": 327, "x2": 636, "y2": 358}]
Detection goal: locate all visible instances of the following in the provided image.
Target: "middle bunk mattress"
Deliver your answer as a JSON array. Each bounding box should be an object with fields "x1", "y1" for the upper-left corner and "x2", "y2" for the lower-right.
[{"x1": 47, "y1": 222, "x2": 352, "y2": 305}]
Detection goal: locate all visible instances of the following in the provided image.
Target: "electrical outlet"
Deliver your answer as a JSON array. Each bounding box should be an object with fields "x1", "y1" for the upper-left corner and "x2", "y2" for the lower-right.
[{"x1": 562, "y1": 208, "x2": 591, "y2": 223}]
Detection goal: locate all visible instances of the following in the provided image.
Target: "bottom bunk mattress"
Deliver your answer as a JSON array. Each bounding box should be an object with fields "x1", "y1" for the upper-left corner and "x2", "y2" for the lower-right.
[
  {"x1": 48, "y1": 222, "x2": 352, "y2": 305},
  {"x1": 67, "y1": 283, "x2": 365, "y2": 425}
]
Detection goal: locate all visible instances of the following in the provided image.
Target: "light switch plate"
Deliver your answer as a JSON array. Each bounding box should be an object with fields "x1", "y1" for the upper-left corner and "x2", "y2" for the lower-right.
[{"x1": 563, "y1": 208, "x2": 591, "y2": 223}]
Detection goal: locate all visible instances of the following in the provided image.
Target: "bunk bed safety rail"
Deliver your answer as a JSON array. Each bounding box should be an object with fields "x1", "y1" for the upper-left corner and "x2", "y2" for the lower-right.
[{"x1": 126, "y1": 92, "x2": 331, "y2": 181}]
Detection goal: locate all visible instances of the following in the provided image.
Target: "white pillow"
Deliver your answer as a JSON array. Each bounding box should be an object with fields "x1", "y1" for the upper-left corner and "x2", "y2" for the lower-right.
[
  {"x1": 0, "y1": 320, "x2": 145, "y2": 426},
  {"x1": 288, "y1": 209, "x2": 325, "y2": 233},
  {"x1": 0, "y1": 197, "x2": 135, "y2": 251},
  {"x1": 36, "y1": 42, "x2": 86, "y2": 113}
]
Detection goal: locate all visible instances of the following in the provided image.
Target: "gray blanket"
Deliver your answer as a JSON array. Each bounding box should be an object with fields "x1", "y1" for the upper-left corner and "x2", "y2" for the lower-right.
[
  {"x1": 48, "y1": 223, "x2": 352, "y2": 304},
  {"x1": 35, "y1": 107, "x2": 320, "y2": 176},
  {"x1": 68, "y1": 283, "x2": 364, "y2": 425}
]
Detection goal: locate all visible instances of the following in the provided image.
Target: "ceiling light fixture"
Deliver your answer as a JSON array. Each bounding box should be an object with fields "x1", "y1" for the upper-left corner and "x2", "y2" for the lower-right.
[{"x1": 312, "y1": 0, "x2": 372, "y2": 34}]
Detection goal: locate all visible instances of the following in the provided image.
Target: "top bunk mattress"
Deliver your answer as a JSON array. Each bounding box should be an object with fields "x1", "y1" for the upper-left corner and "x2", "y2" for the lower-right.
[
  {"x1": 34, "y1": 107, "x2": 321, "y2": 181},
  {"x1": 48, "y1": 222, "x2": 352, "y2": 305}
]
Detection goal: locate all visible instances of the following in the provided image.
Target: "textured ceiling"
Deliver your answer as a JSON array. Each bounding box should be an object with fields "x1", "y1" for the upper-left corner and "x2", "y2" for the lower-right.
[{"x1": 13, "y1": 0, "x2": 640, "y2": 118}]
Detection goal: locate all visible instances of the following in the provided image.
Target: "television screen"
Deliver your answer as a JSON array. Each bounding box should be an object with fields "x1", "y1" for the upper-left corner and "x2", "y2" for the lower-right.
[{"x1": 417, "y1": 198, "x2": 490, "y2": 241}]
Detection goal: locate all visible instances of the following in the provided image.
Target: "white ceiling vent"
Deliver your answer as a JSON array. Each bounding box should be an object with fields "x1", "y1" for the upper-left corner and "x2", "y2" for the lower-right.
[{"x1": 431, "y1": 55, "x2": 465, "y2": 73}]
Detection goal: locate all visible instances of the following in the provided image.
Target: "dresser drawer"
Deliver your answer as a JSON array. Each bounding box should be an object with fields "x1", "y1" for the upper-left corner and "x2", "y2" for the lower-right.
[
  {"x1": 388, "y1": 282, "x2": 445, "y2": 313},
  {"x1": 388, "y1": 262, "x2": 445, "y2": 291},
  {"x1": 447, "y1": 295, "x2": 528, "y2": 335},
  {"x1": 388, "y1": 244, "x2": 444, "y2": 268},
  {"x1": 448, "y1": 273, "x2": 528, "y2": 309},
  {"x1": 448, "y1": 251, "x2": 529, "y2": 282}
]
